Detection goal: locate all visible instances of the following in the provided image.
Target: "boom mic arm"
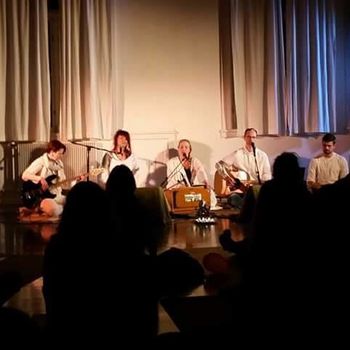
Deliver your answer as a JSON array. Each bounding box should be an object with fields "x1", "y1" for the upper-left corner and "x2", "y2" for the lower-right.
[{"x1": 161, "y1": 157, "x2": 188, "y2": 189}]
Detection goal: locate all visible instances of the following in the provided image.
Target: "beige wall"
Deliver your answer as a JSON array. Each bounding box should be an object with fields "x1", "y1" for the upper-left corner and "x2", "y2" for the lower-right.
[{"x1": 119, "y1": 0, "x2": 222, "y2": 178}]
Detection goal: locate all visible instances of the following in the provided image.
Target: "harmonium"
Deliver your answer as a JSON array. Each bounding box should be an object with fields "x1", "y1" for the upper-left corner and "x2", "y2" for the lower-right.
[{"x1": 164, "y1": 186, "x2": 211, "y2": 214}]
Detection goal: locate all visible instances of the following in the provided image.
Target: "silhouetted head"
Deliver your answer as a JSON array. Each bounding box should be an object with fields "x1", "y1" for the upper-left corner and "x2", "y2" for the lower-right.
[
  {"x1": 106, "y1": 165, "x2": 136, "y2": 200},
  {"x1": 58, "y1": 181, "x2": 108, "y2": 236},
  {"x1": 273, "y1": 152, "x2": 302, "y2": 183}
]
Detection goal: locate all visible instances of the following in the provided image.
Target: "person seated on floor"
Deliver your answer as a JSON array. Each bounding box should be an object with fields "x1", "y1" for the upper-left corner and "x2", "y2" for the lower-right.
[
  {"x1": 215, "y1": 128, "x2": 271, "y2": 209},
  {"x1": 21, "y1": 140, "x2": 84, "y2": 217},
  {"x1": 311, "y1": 172, "x2": 350, "y2": 337},
  {"x1": 105, "y1": 164, "x2": 149, "y2": 254},
  {"x1": 201, "y1": 153, "x2": 315, "y2": 344},
  {"x1": 206, "y1": 152, "x2": 311, "y2": 274},
  {"x1": 165, "y1": 139, "x2": 217, "y2": 208},
  {"x1": 307, "y1": 132, "x2": 349, "y2": 192},
  {"x1": 99, "y1": 129, "x2": 139, "y2": 187},
  {"x1": 43, "y1": 181, "x2": 158, "y2": 346},
  {"x1": 106, "y1": 165, "x2": 204, "y2": 299}
]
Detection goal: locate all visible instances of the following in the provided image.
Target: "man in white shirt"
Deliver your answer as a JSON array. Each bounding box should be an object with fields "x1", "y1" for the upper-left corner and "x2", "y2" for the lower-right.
[
  {"x1": 307, "y1": 133, "x2": 349, "y2": 191},
  {"x1": 215, "y1": 128, "x2": 271, "y2": 208}
]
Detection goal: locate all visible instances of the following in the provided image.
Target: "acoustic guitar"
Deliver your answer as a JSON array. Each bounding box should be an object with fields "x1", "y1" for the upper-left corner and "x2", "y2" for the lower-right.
[
  {"x1": 21, "y1": 168, "x2": 104, "y2": 208},
  {"x1": 214, "y1": 161, "x2": 249, "y2": 195}
]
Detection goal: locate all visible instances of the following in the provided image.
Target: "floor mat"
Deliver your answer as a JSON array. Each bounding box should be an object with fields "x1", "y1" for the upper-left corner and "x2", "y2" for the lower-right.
[{"x1": 17, "y1": 207, "x2": 60, "y2": 223}]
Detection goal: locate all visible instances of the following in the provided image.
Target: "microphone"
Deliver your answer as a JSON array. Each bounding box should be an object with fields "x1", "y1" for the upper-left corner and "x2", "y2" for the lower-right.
[
  {"x1": 182, "y1": 153, "x2": 188, "y2": 161},
  {"x1": 117, "y1": 144, "x2": 129, "y2": 155},
  {"x1": 252, "y1": 142, "x2": 256, "y2": 157}
]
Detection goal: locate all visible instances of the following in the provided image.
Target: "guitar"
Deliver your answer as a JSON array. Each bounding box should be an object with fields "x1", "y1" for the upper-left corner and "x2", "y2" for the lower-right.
[
  {"x1": 21, "y1": 168, "x2": 104, "y2": 209},
  {"x1": 214, "y1": 161, "x2": 248, "y2": 194}
]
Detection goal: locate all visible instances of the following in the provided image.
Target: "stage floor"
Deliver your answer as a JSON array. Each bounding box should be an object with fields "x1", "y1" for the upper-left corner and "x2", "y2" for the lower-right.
[
  {"x1": 1, "y1": 207, "x2": 245, "y2": 334},
  {"x1": 0, "y1": 207, "x2": 244, "y2": 257}
]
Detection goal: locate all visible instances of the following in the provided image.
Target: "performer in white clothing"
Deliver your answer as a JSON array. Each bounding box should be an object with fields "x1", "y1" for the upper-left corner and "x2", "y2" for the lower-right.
[
  {"x1": 307, "y1": 133, "x2": 348, "y2": 191},
  {"x1": 165, "y1": 139, "x2": 217, "y2": 208},
  {"x1": 22, "y1": 140, "x2": 67, "y2": 217},
  {"x1": 100, "y1": 129, "x2": 139, "y2": 186},
  {"x1": 216, "y1": 128, "x2": 272, "y2": 208},
  {"x1": 165, "y1": 139, "x2": 209, "y2": 189}
]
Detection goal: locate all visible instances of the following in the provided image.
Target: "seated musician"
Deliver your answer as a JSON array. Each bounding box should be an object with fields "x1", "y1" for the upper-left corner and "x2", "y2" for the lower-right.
[
  {"x1": 99, "y1": 129, "x2": 139, "y2": 187},
  {"x1": 216, "y1": 128, "x2": 271, "y2": 208},
  {"x1": 307, "y1": 133, "x2": 348, "y2": 192},
  {"x1": 166, "y1": 139, "x2": 209, "y2": 189},
  {"x1": 21, "y1": 140, "x2": 83, "y2": 217},
  {"x1": 165, "y1": 139, "x2": 217, "y2": 207}
]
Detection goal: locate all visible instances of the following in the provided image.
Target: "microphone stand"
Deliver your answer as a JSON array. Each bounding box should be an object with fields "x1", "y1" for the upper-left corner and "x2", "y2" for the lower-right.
[
  {"x1": 252, "y1": 146, "x2": 261, "y2": 185},
  {"x1": 69, "y1": 141, "x2": 112, "y2": 181},
  {"x1": 166, "y1": 179, "x2": 185, "y2": 190},
  {"x1": 160, "y1": 156, "x2": 188, "y2": 189}
]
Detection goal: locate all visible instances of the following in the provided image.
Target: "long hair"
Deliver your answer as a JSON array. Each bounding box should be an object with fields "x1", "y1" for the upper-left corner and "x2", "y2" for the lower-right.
[{"x1": 113, "y1": 129, "x2": 132, "y2": 153}]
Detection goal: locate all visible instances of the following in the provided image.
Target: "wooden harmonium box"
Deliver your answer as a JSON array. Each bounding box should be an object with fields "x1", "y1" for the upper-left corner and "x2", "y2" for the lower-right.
[{"x1": 164, "y1": 186, "x2": 210, "y2": 214}]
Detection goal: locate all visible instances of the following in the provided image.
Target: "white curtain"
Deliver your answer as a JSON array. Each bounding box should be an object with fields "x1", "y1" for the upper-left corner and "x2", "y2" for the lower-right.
[
  {"x1": 221, "y1": 0, "x2": 346, "y2": 136},
  {"x1": 59, "y1": 0, "x2": 122, "y2": 141},
  {"x1": 230, "y1": 0, "x2": 285, "y2": 135},
  {"x1": 0, "y1": 0, "x2": 50, "y2": 141}
]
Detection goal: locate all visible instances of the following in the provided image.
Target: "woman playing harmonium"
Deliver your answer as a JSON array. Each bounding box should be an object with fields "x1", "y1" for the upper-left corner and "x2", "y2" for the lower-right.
[{"x1": 165, "y1": 139, "x2": 209, "y2": 190}]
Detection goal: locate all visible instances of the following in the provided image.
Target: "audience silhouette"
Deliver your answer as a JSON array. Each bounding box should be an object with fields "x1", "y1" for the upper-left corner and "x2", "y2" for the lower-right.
[
  {"x1": 42, "y1": 181, "x2": 117, "y2": 345},
  {"x1": 43, "y1": 180, "x2": 159, "y2": 345}
]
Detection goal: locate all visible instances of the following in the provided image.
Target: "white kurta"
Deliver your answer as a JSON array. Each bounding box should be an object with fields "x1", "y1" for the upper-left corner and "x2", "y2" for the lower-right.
[
  {"x1": 222, "y1": 146, "x2": 272, "y2": 182},
  {"x1": 100, "y1": 152, "x2": 139, "y2": 185},
  {"x1": 166, "y1": 156, "x2": 209, "y2": 189}
]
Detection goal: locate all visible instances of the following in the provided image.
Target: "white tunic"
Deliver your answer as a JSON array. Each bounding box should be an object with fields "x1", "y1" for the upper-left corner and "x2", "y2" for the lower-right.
[
  {"x1": 100, "y1": 152, "x2": 139, "y2": 185},
  {"x1": 222, "y1": 146, "x2": 272, "y2": 182},
  {"x1": 166, "y1": 156, "x2": 209, "y2": 189}
]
